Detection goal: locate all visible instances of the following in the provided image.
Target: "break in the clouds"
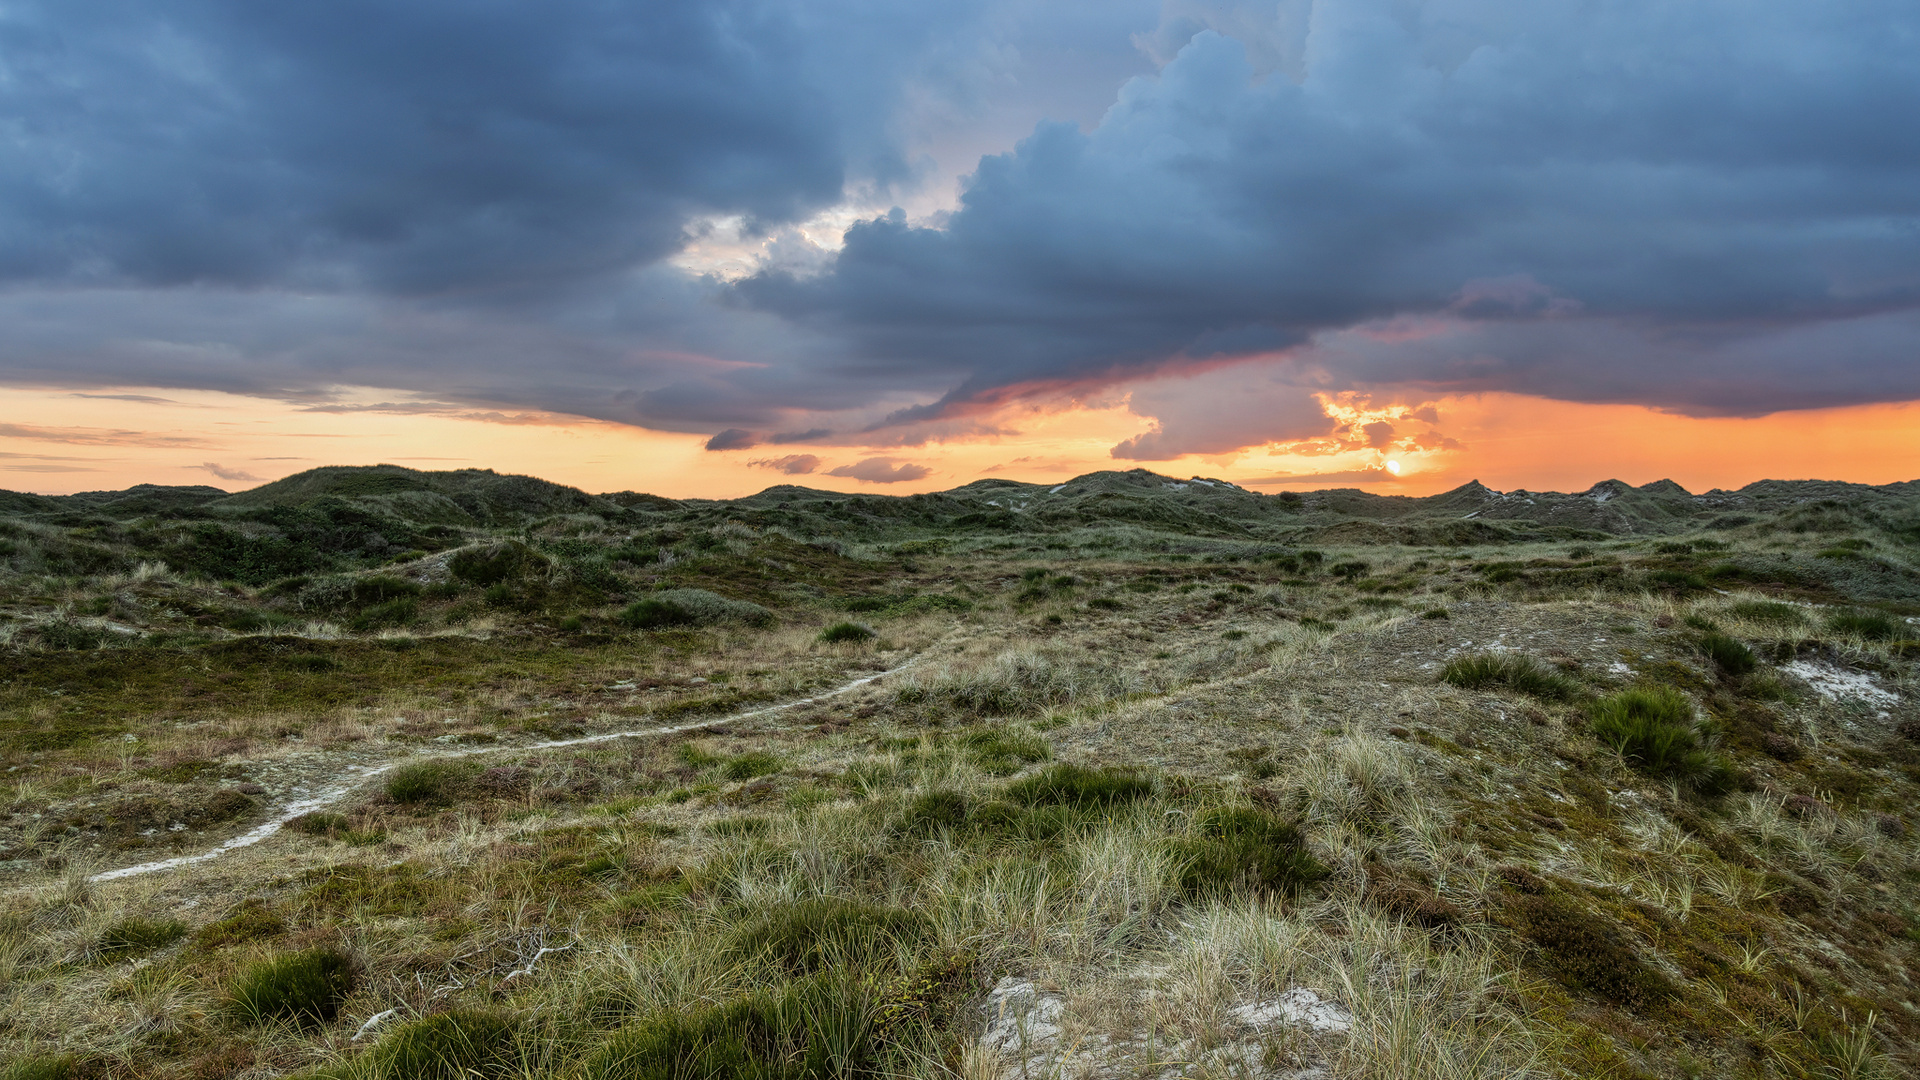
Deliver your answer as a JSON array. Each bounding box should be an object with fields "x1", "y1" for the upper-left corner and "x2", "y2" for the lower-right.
[{"x1": 2, "y1": 0, "x2": 1918, "y2": 462}]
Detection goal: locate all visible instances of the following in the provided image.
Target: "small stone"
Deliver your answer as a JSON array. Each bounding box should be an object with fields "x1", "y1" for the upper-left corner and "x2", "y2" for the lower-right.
[{"x1": 235, "y1": 782, "x2": 266, "y2": 795}]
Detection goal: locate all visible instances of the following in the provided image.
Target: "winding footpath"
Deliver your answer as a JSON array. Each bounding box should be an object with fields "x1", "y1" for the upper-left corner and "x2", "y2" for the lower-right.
[{"x1": 90, "y1": 648, "x2": 938, "y2": 884}]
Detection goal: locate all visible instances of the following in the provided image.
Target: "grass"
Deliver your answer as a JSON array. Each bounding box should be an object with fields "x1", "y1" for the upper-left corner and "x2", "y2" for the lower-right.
[
  {"x1": 817, "y1": 621, "x2": 876, "y2": 644},
  {"x1": 1827, "y1": 609, "x2": 1902, "y2": 640},
  {"x1": 385, "y1": 760, "x2": 474, "y2": 804},
  {"x1": 1695, "y1": 630, "x2": 1757, "y2": 675},
  {"x1": 728, "y1": 898, "x2": 925, "y2": 974},
  {"x1": 1588, "y1": 687, "x2": 1736, "y2": 794},
  {"x1": 369, "y1": 1009, "x2": 520, "y2": 1080},
  {"x1": 94, "y1": 916, "x2": 187, "y2": 957},
  {"x1": 1003, "y1": 762, "x2": 1154, "y2": 809},
  {"x1": 226, "y1": 946, "x2": 356, "y2": 1025},
  {"x1": 1440, "y1": 653, "x2": 1581, "y2": 700},
  {"x1": 1173, "y1": 806, "x2": 1327, "y2": 899},
  {"x1": 6, "y1": 503, "x2": 1920, "y2": 1078}
]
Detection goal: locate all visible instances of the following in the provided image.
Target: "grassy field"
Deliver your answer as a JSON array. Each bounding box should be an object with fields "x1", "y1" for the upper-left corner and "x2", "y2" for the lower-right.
[{"x1": 2, "y1": 475, "x2": 1919, "y2": 1079}]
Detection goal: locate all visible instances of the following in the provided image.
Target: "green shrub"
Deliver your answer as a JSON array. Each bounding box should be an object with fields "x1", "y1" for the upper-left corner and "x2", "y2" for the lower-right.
[
  {"x1": 1695, "y1": 631, "x2": 1757, "y2": 675},
  {"x1": 728, "y1": 898, "x2": 924, "y2": 974},
  {"x1": 1729, "y1": 600, "x2": 1804, "y2": 626},
  {"x1": 386, "y1": 761, "x2": 473, "y2": 805},
  {"x1": 351, "y1": 597, "x2": 417, "y2": 631},
  {"x1": 0, "y1": 1057, "x2": 76, "y2": 1080},
  {"x1": 288, "y1": 811, "x2": 352, "y2": 836},
  {"x1": 1174, "y1": 807, "x2": 1327, "y2": 899},
  {"x1": 893, "y1": 789, "x2": 972, "y2": 837},
  {"x1": 818, "y1": 621, "x2": 876, "y2": 644},
  {"x1": 960, "y1": 727, "x2": 1051, "y2": 775},
  {"x1": 1827, "y1": 610, "x2": 1902, "y2": 641},
  {"x1": 623, "y1": 589, "x2": 772, "y2": 629},
  {"x1": 351, "y1": 576, "x2": 421, "y2": 605},
  {"x1": 193, "y1": 900, "x2": 285, "y2": 949},
  {"x1": 722, "y1": 752, "x2": 782, "y2": 781},
  {"x1": 371, "y1": 1009, "x2": 519, "y2": 1080},
  {"x1": 1589, "y1": 688, "x2": 1735, "y2": 794},
  {"x1": 226, "y1": 946, "x2": 356, "y2": 1025},
  {"x1": 95, "y1": 916, "x2": 188, "y2": 957},
  {"x1": 1500, "y1": 889, "x2": 1670, "y2": 1009},
  {"x1": 1003, "y1": 763, "x2": 1153, "y2": 809},
  {"x1": 1441, "y1": 653, "x2": 1580, "y2": 701},
  {"x1": 450, "y1": 541, "x2": 547, "y2": 586},
  {"x1": 585, "y1": 977, "x2": 876, "y2": 1080}
]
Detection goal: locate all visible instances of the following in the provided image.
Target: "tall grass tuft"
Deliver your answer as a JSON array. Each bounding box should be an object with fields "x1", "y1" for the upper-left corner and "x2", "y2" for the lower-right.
[
  {"x1": 1173, "y1": 806, "x2": 1327, "y2": 899},
  {"x1": 1003, "y1": 763, "x2": 1153, "y2": 810},
  {"x1": 226, "y1": 946, "x2": 356, "y2": 1025},
  {"x1": 1440, "y1": 653, "x2": 1581, "y2": 701},
  {"x1": 1589, "y1": 688, "x2": 1736, "y2": 795},
  {"x1": 1827, "y1": 610, "x2": 1901, "y2": 641},
  {"x1": 1695, "y1": 631, "x2": 1757, "y2": 676},
  {"x1": 370, "y1": 1009, "x2": 520, "y2": 1080}
]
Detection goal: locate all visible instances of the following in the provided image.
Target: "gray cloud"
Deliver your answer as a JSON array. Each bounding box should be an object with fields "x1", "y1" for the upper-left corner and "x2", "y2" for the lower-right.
[
  {"x1": 704, "y1": 429, "x2": 761, "y2": 451},
  {"x1": 740, "y1": 3, "x2": 1920, "y2": 449}
]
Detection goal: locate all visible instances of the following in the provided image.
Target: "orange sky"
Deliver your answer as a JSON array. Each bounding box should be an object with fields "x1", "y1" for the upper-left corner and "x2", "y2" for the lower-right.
[{"x1": 2, "y1": 384, "x2": 1915, "y2": 499}]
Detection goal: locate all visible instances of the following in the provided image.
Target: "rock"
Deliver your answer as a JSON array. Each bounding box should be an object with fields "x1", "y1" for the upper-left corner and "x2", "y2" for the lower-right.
[{"x1": 979, "y1": 978, "x2": 1067, "y2": 1057}]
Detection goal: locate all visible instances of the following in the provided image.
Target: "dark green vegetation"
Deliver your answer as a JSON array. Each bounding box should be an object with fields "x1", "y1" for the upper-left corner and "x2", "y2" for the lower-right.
[
  {"x1": 1440, "y1": 653, "x2": 1582, "y2": 701},
  {"x1": 226, "y1": 946, "x2": 357, "y2": 1025},
  {"x1": 1173, "y1": 806, "x2": 1327, "y2": 898},
  {"x1": 3, "y1": 464, "x2": 1919, "y2": 1080},
  {"x1": 1588, "y1": 687, "x2": 1737, "y2": 794}
]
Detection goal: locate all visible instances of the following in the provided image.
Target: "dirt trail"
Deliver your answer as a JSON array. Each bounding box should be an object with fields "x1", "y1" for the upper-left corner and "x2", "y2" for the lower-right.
[{"x1": 90, "y1": 646, "x2": 945, "y2": 883}]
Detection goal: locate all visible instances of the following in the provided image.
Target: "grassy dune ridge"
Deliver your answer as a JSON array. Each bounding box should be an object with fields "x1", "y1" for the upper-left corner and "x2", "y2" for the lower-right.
[{"x1": 0, "y1": 466, "x2": 1917, "y2": 1078}]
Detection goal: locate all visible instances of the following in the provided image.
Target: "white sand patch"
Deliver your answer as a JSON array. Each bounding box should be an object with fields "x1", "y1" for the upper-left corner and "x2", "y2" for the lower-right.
[
  {"x1": 1229, "y1": 989, "x2": 1354, "y2": 1034},
  {"x1": 1782, "y1": 660, "x2": 1900, "y2": 709}
]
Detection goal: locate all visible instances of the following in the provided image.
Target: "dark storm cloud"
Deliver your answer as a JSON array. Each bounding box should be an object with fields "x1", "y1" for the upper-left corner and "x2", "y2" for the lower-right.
[
  {"x1": 1, "y1": 0, "x2": 1918, "y2": 460},
  {"x1": 0, "y1": 0, "x2": 938, "y2": 294},
  {"x1": 742, "y1": 2, "x2": 1920, "y2": 439}
]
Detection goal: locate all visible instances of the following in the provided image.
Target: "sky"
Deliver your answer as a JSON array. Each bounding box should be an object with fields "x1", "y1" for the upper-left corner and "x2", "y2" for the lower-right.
[{"x1": 2, "y1": 0, "x2": 1917, "y2": 498}]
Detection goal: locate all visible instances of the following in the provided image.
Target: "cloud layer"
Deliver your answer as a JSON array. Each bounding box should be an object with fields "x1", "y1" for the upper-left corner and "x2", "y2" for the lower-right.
[{"x1": 2, "y1": 0, "x2": 1917, "y2": 464}]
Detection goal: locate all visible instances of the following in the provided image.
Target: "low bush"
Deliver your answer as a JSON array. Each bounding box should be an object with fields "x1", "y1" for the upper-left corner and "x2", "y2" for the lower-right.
[
  {"x1": 960, "y1": 727, "x2": 1051, "y2": 775},
  {"x1": 623, "y1": 589, "x2": 773, "y2": 630},
  {"x1": 722, "y1": 752, "x2": 782, "y2": 781},
  {"x1": 1729, "y1": 600, "x2": 1804, "y2": 626},
  {"x1": 729, "y1": 898, "x2": 924, "y2": 974},
  {"x1": 450, "y1": 541, "x2": 547, "y2": 586},
  {"x1": 193, "y1": 900, "x2": 285, "y2": 949},
  {"x1": 1173, "y1": 807, "x2": 1327, "y2": 899},
  {"x1": 893, "y1": 789, "x2": 973, "y2": 838},
  {"x1": 1588, "y1": 688, "x2": 1735, "y2": 794},
  {"x1": 1695, "y1": 631, "x2": 1757, "y2": 676},
  {"x1": 1500, "y1": 889, "x2": 1671, "y2": 1009},
  {"x1": 351, "y1": 576, "x2": 421, "y2": 605},
  {"x1": 1441, "y1": 653, "x2": 1581, "y2": 701},
  {"x1": 386, "y1": 761, "x2": 474, "y2": 805},
  {"x1": 0, "y1": 1057, "x2": 76, "y2": 1080},
  {"x1": 95, "y1": 916, "x2": 188, "y2": 957},
  {"x1": 818, "y1": 621, "x2": 876, "y2": 644},
  {"x1": 371, "y1": 1009, "x2": 520, "y2": 1080},
  {"x1": 1003, "y1": 763, "x2": 1153, "y2": 809},
  {"x1": 621, "y1": 597, "x2": 695, "y2": 629},
  {"x1": 1827, "y1": 610, "x2": 1902, "y2": 641},
  {"x1": 226, "y1": 946, "x2": 356, "y2": 1025},
  {"x1": 585, "y1": 977, "x2": 876, "y2": 1080}
]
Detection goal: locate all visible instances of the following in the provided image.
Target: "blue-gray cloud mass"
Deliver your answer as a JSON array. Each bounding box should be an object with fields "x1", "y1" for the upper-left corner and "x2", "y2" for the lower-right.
[{"x1": 2, "y1": 0, "x2": 1917, "y2": 458}]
